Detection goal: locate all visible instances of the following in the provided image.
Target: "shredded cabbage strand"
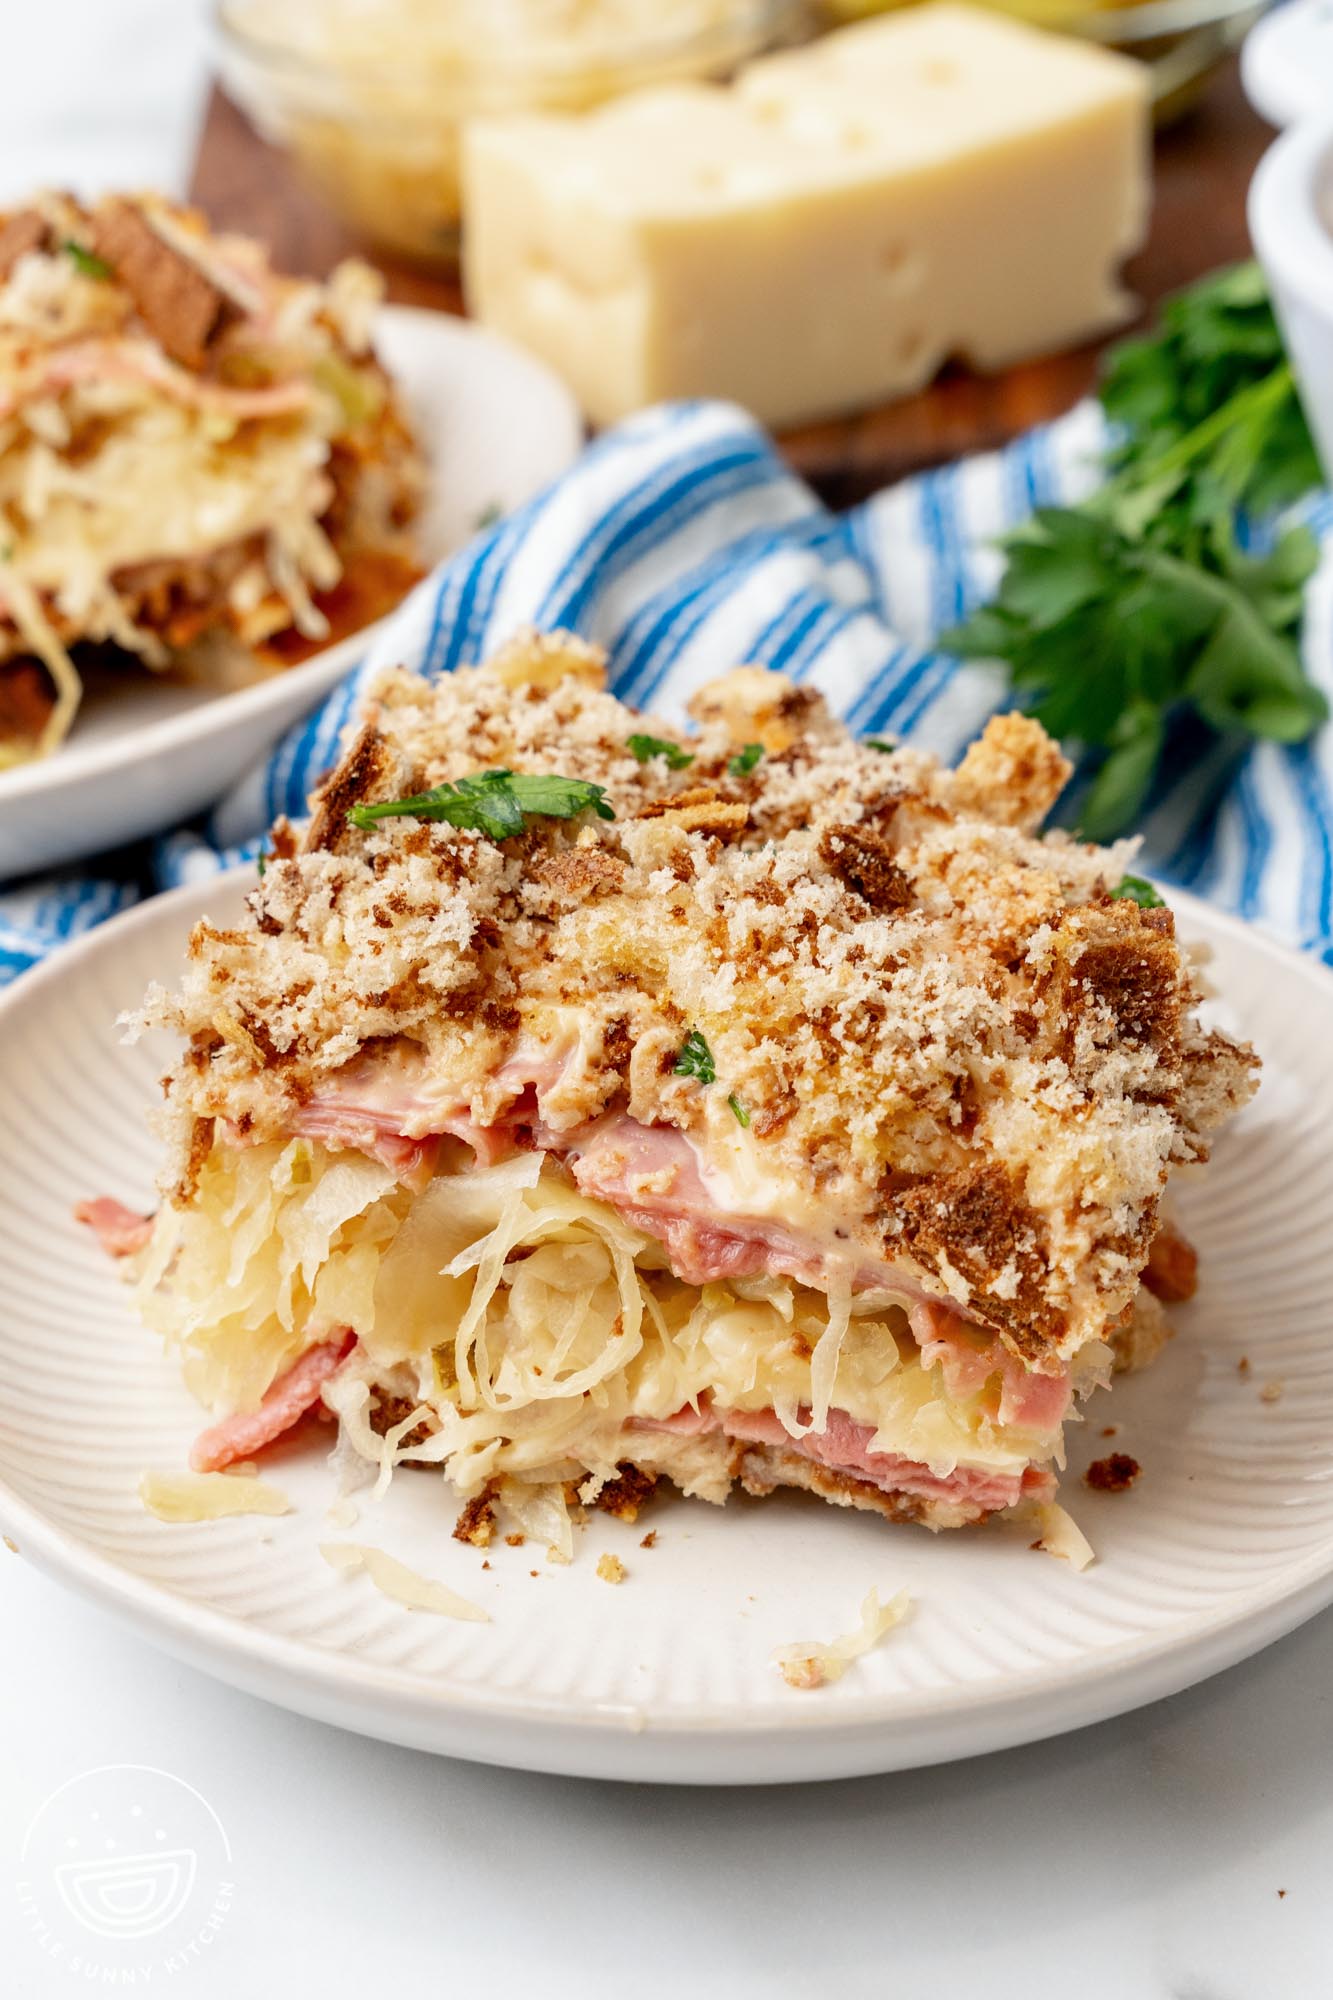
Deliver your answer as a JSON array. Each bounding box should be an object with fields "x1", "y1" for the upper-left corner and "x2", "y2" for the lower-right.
[
  {"x1": 320, "y1": 1540, "x2": 489, "y2": 1621},
  {"x1": 774, "y1": 1587, "x2": 913, "y2": 1690},
  {"x1": 139, "y1": 1469, "x2": 291, "y2": 1522}
]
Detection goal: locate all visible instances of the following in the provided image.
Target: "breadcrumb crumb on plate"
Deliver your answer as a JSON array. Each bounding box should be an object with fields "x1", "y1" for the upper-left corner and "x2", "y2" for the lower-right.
[
  {"x1": 1084, "y1": 1453, "x2": 1142, "y2": 1494},
  {"x1": 596, "y1": 1552, "x2": 628, "y2": 1584}
]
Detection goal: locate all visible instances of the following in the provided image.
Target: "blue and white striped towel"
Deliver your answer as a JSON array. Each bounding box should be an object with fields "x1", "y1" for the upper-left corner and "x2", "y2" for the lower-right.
[{"x1": 4, "y1": 394, "x2": 1333, "y2": 986}]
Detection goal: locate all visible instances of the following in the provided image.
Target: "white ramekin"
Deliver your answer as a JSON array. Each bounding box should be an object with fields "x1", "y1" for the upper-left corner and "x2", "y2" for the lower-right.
[
  {"x1": 1241, "y1": 0, "x2": 1333, "y2": 131},
  {"x1": 1249, "y1": 119, "x2": 1333, "y2": 486}
]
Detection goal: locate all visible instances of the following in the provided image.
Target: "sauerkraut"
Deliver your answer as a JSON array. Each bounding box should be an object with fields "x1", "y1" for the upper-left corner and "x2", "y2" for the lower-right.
[
  {"x1": 139, "y1": 1468, "x2": 292, "y2": 1521},
  {"x1": 231, "y1": 0, "x2": 775, "y2": 66},
  {"x1": 135, "y1": 1141, "x2": 1070, "y2": 1509},
  {"x1": 320, "y1": 1539, "x2": 488, "y2": 1620},
  {"x1": 220, "y1": 0, "x2": 783, "y2": 265},
  {"x1": 1029, "y1": 1501, "x2": 1095, "y2": 1572},
  {"x1": 773, "y1": 1587, "x2": 912, "y2": 1690}
]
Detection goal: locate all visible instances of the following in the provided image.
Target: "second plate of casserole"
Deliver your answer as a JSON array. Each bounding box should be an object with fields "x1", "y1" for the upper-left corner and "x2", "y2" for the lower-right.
[{"x1": 0, "y1": 304, "x2": 581, "y2": 878}]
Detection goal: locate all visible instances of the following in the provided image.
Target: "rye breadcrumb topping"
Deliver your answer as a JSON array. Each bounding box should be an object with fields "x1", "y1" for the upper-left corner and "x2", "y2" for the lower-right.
[{"x1": 131, "y1": 630, "x2": 1257, "y2": 1365}]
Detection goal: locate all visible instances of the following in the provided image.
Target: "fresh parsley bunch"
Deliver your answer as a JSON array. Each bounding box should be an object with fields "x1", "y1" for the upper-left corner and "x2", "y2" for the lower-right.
[{"x1": 944, "y1": 264, "x2": 1328, "y2": 841}]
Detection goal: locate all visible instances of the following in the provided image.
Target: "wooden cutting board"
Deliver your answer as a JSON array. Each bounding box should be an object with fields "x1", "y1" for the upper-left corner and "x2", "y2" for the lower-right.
[{"x1": 190, "y1": 60, "x2": 1270, "y2": 506}]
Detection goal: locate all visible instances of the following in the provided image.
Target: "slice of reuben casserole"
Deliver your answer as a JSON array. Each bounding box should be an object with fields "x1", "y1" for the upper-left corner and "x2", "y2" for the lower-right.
[{"x1": 90, "y1": 635, "x2": 1257, "y2": 1553}]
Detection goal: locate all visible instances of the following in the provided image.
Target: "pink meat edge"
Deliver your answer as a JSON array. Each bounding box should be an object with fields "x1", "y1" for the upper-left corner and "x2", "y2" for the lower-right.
[
  {"x1": 75, "y1": 1196, "x2": 155, "y2": 1258},
  {"x1": 188, "y1": 1333, "x2": 356, "y2": 1474},
  {"x1": 633, "y1": 1402, "x2": 1054, "y2": 1513}
]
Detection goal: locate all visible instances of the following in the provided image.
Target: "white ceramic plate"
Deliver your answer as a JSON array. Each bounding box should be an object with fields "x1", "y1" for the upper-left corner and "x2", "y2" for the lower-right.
[
  {"x1": 1, "y1": 877, "x2": 1331, "y2": 1785},
  {"x1": 0, "y1": 309, "x2": 582, "y2": 879}
]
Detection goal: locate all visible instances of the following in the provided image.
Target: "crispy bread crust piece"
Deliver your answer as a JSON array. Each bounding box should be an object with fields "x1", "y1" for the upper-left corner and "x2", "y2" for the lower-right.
[
  {"x1": 0, "y1": 208, "x2": 48, "y2": 281},
  {"x1": 91, "y1": 197, "x2": 241, "y2": 369}
]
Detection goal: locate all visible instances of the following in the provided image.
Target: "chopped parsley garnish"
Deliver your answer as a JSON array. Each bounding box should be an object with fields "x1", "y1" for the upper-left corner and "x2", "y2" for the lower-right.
[
  {"x1": 348, "y1": 769, "x2": 615, "y2": 839},
  {"x1": 728, "y1": 742, "x2": 764, "y2": 777},
  {"x1": 1110, "y1": 874, "x2": 1165, "y2": 909},
  {"x1": 256, "y1": 849, "x2": 267, "y2": 879},
  {"x1": 865, "y1": 737, "x2": 895, "y2": 753},
  {"x1": 627, "y1": 732, "x2": 694, "y2": 770},
  {"x1": 63, "y1": 239, "x2": 113, "y2": 280},
  {"x1": 673, "y1": 1031, "x2": 716, "y2": 1086},
  {"x1": 472, "y1": 500, "x2": 503, "y2": 532},
  {"x1": 727, "y1": 1093, "x2": 751, "y2": 1127}
]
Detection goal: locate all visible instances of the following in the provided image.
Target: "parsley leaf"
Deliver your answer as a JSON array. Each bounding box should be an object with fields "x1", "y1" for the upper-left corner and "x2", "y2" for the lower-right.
[
  {"x1": 348, "y1": 769, "x2": 615, "y2": 839},
  {"x1": 673, "y1": 1031, "x2": 716, "y2": 1086},
  {"x1": 1111, "y1": 875, "x2": 1165, "y2": 909},
  {"x1": 865, "y1": 737, "x2": 896, "y2": 753},
  {"x1": 727, "y1": 1093, "x2": 751, "y2": 1126},
  {"x1": 728, "y1": 742, "x2": 764, "y2": 776},
  {"x1": 1101, "y1": 263, "x2": 1321, "y2": 516},
  {"x1": 627, "y1": 733, "x2": 694, "y2": 770},
  {"x1": 1078, "y1": 703, "x2": 1166, "y2": 844},
  {"x1": 63, "y1": 239, "x2": 113, "y2": 281},
  {"x1": 942, "y1": 263, "x2": 1328, "y2": 839}
]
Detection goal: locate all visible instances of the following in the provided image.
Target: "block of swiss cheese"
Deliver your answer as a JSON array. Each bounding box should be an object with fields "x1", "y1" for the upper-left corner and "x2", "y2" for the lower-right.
[{"x1": 462, "y1": 3, "x2": 1151, "y2": 430}]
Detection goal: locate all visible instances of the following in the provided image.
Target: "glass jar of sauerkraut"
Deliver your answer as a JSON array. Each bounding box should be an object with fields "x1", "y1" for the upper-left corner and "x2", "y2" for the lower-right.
[{"x1": 216, "y1": 0, "x2": 804, "y2": 270}]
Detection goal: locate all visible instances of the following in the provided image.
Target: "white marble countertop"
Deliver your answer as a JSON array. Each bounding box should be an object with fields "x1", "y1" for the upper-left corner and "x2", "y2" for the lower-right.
[
  {"x1": 4, "y1": 8, "x2": 1333, "y2": 1993},
  {"x1": 3, "y1": 1554, "x2": 1332, "y2": 1995}
]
